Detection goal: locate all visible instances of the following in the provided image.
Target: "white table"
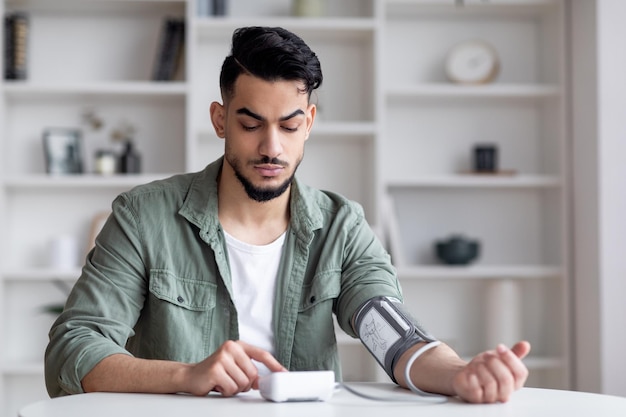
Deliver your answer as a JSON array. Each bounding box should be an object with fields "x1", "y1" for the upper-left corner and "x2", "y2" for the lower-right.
[{"x1": 18, "y1": 384, "x2": 626, "y2": 417}]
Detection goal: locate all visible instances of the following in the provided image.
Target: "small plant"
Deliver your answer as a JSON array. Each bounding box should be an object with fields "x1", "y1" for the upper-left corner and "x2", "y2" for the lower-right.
[
  {"x1": 82, "y1": 108, "x2": 104, "y2": 131},
  {"x1": 82, "y1": 108, "x2": 137, "y2": 143},
  {"x1": 110, "y1": 119, "x2": 136, "y2": 143}
]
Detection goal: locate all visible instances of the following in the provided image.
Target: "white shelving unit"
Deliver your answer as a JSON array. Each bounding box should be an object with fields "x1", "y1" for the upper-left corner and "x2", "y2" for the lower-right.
[
  {"x1": 379, "y1": 0, "x2": 569, "y2": 391},
  {"x1": 0, "y1": 1, "x2": 189, "y2": 415},
  {"x1": 0, "y1": 0, "x2": 571, "y2": 415}
]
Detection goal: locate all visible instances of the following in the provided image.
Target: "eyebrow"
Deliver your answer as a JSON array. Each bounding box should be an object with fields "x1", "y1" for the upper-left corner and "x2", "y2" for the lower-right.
[{"x1": 236, "y1": 107, "x2": 305, "y2": 122}]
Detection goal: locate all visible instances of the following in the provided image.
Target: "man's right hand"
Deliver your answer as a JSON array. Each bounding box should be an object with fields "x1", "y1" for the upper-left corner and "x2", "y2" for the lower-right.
[
  {"x1": 82, "y1": 340, "x2": 286, "y2": 397},
  {"x1": 184, "y1": 340, "x2": 287, "y2": 397}
]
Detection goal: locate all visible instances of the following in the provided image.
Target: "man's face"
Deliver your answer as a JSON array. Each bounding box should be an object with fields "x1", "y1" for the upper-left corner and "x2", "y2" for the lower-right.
[{"x1": 212, "y1": 74, "x2": 316, "y2": 202}]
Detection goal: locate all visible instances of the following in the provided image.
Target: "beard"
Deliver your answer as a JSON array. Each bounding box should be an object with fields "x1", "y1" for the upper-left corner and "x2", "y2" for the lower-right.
[{"x1": 226, "y1": 153, "x2": 301, "y2": 203}]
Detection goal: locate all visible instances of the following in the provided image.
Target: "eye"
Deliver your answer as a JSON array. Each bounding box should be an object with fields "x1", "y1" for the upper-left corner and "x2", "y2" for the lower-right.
[
  {"x1": 282, "y1": 121, "x2": 302, "y2": 132},
  {"x1": 241, "y1": 124, "x2": 259, "y2": 132}
]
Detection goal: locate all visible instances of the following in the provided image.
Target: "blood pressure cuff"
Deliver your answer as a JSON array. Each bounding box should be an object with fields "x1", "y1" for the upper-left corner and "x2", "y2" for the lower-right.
[{"x1": 354, "y1": 296, "x2": 437, "y2": 383}]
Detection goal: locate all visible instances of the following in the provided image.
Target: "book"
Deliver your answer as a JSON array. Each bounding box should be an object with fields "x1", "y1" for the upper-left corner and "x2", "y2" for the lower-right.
[
  {"x1": 197, "y1": 0, "x2": 211, "y2": 17},
  {"x1": 197, "y1": 0, "x2": 228, "y2": 16},
  {"x1": 3, "y1": 14, "x2": 14, "y2": 79},
  {"x1": 212, "y1": 0, "x2": 227, "y2": 16},
  {"x1": 3, "y1": 12, "x2": 29, "y2": 80},
  {"x1": 152, "y1": 17, "x2": 185, "y2": 81}
]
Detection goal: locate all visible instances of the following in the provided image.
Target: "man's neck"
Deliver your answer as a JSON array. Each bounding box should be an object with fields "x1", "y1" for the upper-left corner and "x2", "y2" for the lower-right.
[{"x1": 217, "y1": 171, "x2": 290, "y2": 246}]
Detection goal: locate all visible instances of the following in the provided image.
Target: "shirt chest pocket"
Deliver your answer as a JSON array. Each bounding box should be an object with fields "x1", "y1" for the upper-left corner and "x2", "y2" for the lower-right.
[
  {"x1": 298, "y1": 270, "x2": 341, "y2": 312},
  {"x1": 149, "y1": 269, "x2": 217, "y2": 311},
  {"x1": 138, "y1": 270, "x2": 218, "y2": 362}
]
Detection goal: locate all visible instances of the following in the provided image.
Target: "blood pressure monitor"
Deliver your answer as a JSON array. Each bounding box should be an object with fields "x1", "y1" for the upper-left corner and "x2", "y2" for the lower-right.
[{"x1": 354, "y1": 296, "x2": 437, "y2": 382}]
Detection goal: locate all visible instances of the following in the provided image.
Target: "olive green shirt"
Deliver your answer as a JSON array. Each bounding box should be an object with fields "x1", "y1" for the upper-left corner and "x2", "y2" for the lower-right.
[{"x1": 45, "y1": 157, "x2": 402, "y2": 397}]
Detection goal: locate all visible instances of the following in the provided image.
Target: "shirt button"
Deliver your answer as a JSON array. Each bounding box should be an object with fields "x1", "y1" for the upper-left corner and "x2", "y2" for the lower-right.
[
  {"x1": 177, "y1": 296, "x2": 185, "y2": 303},
  {"x1": 310, "y1": 295, "x2": 316, "y2": 304}
]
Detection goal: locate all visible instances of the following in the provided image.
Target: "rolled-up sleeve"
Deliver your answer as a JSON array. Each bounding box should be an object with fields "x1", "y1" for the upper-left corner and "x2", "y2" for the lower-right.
[
  {"x1": 334, "y1": 204, "x2": 403, "y2": 339},
  {"x1": 44, "y1": 194, "x2": 147, "y2": 397}
]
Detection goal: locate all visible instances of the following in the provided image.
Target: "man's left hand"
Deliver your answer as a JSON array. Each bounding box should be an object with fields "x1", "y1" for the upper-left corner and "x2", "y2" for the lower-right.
[{"x1": 452, "y1": 341, "x2": 531, "y2": 403}]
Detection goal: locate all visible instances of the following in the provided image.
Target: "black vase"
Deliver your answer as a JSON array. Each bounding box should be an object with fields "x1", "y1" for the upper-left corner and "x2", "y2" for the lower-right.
[{"x1": 119, "y1": 141, "x2": 141, "y2": 174}]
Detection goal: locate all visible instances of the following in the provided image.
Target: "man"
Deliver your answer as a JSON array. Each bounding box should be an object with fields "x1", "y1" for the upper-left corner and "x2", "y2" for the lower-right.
[{"x1": 45, "y1": 26, "x2": 530, "y2": 403}]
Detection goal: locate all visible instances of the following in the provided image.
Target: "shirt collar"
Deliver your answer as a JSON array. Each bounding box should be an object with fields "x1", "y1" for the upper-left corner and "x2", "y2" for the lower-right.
[{"x1": 178, "y1": 157, "x2": 323, "y2": 242}]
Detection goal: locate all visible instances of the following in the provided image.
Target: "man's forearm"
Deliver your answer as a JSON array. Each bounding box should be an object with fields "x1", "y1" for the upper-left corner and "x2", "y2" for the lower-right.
[
  {"x1": 82, "y1": 354, "x2": 192, "y2": 394},
  {"x1": 393, "y1": 342, "x2": 466, "y2": 396},
  {"x1": 393, "y1": 341, "x2": 531, "y2": 403}
]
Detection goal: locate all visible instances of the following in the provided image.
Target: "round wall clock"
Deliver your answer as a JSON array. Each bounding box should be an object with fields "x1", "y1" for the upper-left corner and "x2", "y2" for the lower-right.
[{"x1": 445, "y1": 40, "x2": 500, "y2": 85}]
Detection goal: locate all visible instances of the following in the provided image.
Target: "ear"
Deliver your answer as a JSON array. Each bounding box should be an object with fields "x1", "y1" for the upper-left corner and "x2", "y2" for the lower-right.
[
  {"x1": 304, "y1": 103, "x2": 316, "y2": 141},
  {"x1": 210, "y1": 101, "x2": 226, "y2": 138}
]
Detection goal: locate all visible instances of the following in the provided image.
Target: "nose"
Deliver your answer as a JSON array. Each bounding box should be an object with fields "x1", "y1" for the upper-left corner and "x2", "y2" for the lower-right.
[{"x1": 259, "y1": 126, "x2": 283, "y2": 159}]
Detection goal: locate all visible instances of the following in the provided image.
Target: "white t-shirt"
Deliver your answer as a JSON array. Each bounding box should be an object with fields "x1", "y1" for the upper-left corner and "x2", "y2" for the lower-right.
[{"x1": 224, "y1": 230, "x2": 286, "y2": 375}]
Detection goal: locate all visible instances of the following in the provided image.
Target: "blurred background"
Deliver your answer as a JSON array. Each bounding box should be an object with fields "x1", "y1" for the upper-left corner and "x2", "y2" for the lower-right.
[{"x1": 1, "y1": 1, "x2": 625, "y2": 416}]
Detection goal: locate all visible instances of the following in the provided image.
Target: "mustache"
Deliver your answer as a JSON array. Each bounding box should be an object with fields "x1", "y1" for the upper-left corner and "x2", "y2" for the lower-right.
[{"x1": 250, "y1": 156, "x2": 288, "y2": 167}]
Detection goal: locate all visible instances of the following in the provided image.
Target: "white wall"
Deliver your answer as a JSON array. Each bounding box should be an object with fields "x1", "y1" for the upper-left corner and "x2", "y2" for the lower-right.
[
  {"x1": 595, "y1": 0, "x2": 626, "y2": 396},
  {"x1": 570, "y1": 0, "x2": 626, "y2": 395}
]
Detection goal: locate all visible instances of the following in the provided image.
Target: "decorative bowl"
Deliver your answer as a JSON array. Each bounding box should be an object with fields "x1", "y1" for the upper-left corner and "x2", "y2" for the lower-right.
[{"x1": 435, "y1": 235, "x2": 480, "y2": 265}]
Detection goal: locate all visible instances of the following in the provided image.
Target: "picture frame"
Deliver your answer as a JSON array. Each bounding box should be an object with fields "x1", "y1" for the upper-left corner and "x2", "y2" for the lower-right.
[{"x1": 42, "y1": 128, "x2": 84, "y2": 174}]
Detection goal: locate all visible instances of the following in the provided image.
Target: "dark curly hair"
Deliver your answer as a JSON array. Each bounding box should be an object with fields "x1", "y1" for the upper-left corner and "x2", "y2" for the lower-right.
[{"x1": 219, "y1": 26, "x2": 323, "y2": 101}]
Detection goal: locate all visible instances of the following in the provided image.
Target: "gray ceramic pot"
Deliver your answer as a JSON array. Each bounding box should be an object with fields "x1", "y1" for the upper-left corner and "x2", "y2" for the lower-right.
[{"x1": 435, "y1": 235, "x2": 480, "y2": 265}]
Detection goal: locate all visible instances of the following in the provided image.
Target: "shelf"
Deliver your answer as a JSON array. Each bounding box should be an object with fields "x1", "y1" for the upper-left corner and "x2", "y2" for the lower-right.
[
  {"x1": 335, "y1": 323, "x2": 360, "y2": 346},
  {"x1": 3, "y1": 81, "x2": 187, "y2": 99},
  {"x1": 196, "y1": 17, "x2": 376, "y2": 40},
  {"x1": 336, "y1": 332, "x2": 361, "y2": 347},
  {"x1": 396, "y1": 265, "x2": 561, "y2": 280},
  {"x1": 4, "y1": 0, "x2": 186, "y2": 14},
  {"x1": 385, "y1": 0, "x2": 560, "y2": 18},
  {"x1": 524, "y1": 356, "x2": 564, "y2": 370},
  {"x1": 386, "y1": 84, "x2": 560, "y2": 100},
  {"x1": 312, "y1": 121, "x2": 377, "y2": 137},
  {"x1": 2, "y1": 268, "x2": 81, "y2": 282},
  {"x1": 387, "y1": 175, "x2": 561, "y2": 189},
  {"x1": 2, "y1": 174, "x2": 176, "y2": 190},
  {"x1": 1, "y1": 361, "x2": 44, "y2": 376}
]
